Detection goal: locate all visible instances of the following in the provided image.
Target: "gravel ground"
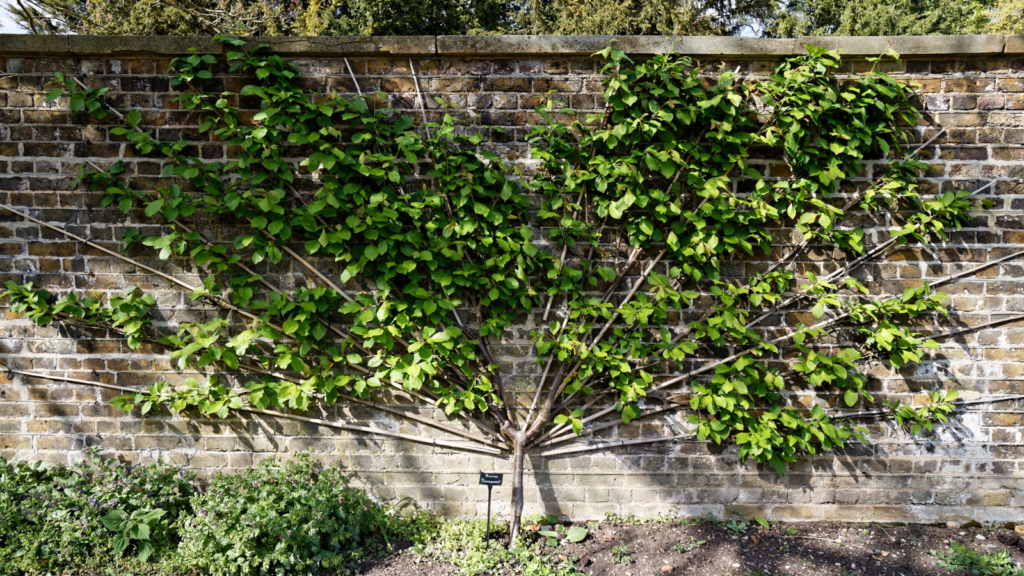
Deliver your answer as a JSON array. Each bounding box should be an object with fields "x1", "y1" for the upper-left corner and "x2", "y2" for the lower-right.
[{"x1": 361, "y1": 519, "x2": 1024, "y2": 576}]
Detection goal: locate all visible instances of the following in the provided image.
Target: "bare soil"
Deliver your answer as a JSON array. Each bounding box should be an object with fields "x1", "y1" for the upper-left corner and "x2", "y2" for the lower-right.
[{"x1": 361, "y1": 519, "x2": 1024, "y2": 576}]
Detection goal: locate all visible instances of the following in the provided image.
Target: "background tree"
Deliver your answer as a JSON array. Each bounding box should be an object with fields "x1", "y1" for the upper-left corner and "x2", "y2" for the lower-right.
[
  {"x1": 288, "y1": 0, "x2": 515, "y2": 36},
  {"x1": 7, "y1": 0, "x2": 1002, "y2": 36},
  {"x1": 5, "y1": 40, "x2": 1015, "y2": 543},
  {"x1": 512, "y1": 0, "x2": 774, "y2": 35},
  {"x1": 5, "y1": 0, "x2": 773, "y2": 36},
  {"x1": 3, "y1": 0, "x2": 292, "y2": 35},
  {"x1": 764, "y1": 0, "x2": 993, "y2": 37},
  {"x1": 988, "y1": 0, "x2": 1024, "y2": 32}
]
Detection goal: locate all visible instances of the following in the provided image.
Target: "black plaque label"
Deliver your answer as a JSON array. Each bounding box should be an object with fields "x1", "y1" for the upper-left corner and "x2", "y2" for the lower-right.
[{"x1": 479, "y1": 472, "x2": 504, "y2": 486}]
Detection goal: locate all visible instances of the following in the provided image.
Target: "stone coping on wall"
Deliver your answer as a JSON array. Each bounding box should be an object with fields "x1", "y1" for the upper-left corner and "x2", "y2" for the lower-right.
[{"x1": 0, "y1": 33, "x2": 1020, "y2": 58}]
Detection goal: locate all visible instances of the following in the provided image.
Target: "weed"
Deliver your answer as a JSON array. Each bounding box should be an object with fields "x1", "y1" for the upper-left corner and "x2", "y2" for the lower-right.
[
  {"x1": 423, "y1": 518, "x2": 585, "y2": 576},
  {"x1": 604, "y1": 512, "x2": 641, "y2": 524},
  {"x1": 930, "y1": 542, "x2": 1024, "y2": 576},
  {"x1": 724, "y1": 518, "x2": 750, "y2": 535},
  {"x1": 611, "y1": 545, "x2": 633, "y2": 564},
  {"x1": 527, "y1": 513, "x2": 561, "y2": 526},
  {"x1": 604, "y1": 507, "x2": 683, "y2": 526},
  {"x1": 537, "y1": 525, "x2": 588, "y2": 547},
  {"x1": 671, "y1": 536, "x2": 706, "y2": 553}
]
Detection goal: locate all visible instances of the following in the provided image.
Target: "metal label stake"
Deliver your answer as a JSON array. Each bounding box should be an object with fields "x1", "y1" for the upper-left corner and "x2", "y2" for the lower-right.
[{"x1": 479, "y1": 471, "x2": 504, "y2": 548}]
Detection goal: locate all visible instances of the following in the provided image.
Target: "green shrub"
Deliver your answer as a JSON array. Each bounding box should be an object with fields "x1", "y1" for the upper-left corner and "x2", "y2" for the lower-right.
[
  {"x1": 0, "y1": 449, "x2": 196, "y2": 574},
  {"x1": 174, "y1": 454, "x2": 436, "y2": 576}
]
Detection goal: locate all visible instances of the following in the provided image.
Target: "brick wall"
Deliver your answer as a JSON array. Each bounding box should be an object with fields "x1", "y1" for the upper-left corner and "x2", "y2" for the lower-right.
[{"x1": 1, "y1": 33, "x2": 1023, "y2": 524}]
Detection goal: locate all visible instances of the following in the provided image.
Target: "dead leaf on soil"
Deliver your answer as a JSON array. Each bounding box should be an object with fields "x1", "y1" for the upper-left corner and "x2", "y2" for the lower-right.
[
  {"x1": 1016, "y1": 525, "x2": 1024, "y2": 535},
  {"x1": 880, "y1": 550, "x2": 889, "y2": 556},
  {"x1": 750, "y1": 534, "x2": 762, "y2": 545}
]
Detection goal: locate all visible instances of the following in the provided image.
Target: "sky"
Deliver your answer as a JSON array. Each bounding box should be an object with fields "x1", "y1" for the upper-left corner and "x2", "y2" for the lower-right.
[{"x1": 0, "y1": 0, "x2": 22, "y2": 33}]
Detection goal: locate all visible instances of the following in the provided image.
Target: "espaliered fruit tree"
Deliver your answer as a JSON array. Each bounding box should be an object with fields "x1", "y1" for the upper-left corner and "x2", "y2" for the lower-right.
[{"x1": 4, "y1": 38, "x2": 1016, "y2": 540}]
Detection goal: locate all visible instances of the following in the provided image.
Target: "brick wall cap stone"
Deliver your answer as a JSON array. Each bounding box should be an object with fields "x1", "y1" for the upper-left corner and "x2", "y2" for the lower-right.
[
  {"x1": 0, "y1": 34, "x2": 70, "y2": 54},
  {"x1": 0, "y1": 33, "x2": 1012, "y2": 58},
  {"x1": 433, "y1": 34, "x2": 1011, "y2": 57},
  {"x1": 1003, "y1": 35, "x2": 1024, "y2": 53},
  {"x1": 0, "y1": 35, "x2": 436, "y2": 57}
]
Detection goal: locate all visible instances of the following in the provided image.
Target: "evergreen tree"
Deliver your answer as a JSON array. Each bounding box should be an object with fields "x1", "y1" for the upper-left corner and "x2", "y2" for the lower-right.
[
  {"x1": 514, "y1": 0, "x2": 773, "y2": 35},
  {"x1": 6, "y1": 0, "x2": 290, "y2": 35},
  {"x1": 989, "y1": 0, "x2": 1024, "y2": 33},
  {"x1": 767, "y1": 0, "x2": 991, "y2": 37},
  {"x1": 5, "y1": 0, "x2": 998, "y2": 37},
  {"x1": 293, "y1": 0, "x2": 514, "y2": 36},
  {"x1": 7, "y1": 0, "x2": 773, "y2": 36}
]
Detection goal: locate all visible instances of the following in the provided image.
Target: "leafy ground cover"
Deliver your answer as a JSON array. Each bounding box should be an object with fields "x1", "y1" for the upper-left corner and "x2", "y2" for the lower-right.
[
  {"x1": 2, "y1": 450, "x2": 1020, "y2": 576},
  {"x1": 0, "y1": 452, "x2": 435, "y2": 576},
  {"x1": 362, "y1": 515, "x2": 1024, "y2": 576}
]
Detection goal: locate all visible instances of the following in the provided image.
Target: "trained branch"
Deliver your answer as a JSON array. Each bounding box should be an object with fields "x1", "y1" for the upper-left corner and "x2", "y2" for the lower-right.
[{"x1": 3, "y1": 367, "x2": 502, "y2": 454}]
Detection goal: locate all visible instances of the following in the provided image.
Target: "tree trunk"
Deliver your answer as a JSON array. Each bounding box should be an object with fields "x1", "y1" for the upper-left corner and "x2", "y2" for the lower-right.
[{"x1": 509, "y1": 431, "x2": 527, "y2": 543}]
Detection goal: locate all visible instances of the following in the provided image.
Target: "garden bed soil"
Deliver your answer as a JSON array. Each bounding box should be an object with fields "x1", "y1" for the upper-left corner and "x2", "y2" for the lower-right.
[{"x1": 360, "y1": 518, "x2": 1024, "y2": 576}]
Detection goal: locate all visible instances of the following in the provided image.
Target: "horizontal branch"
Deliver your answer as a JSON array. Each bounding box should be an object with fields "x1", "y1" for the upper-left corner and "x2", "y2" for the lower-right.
[
  {"x1": 539, "y1": 433, "x2": 693, "y2": 457},
  {"x1": 238, "y1": 362, "x2": 508, "y2": 449},
  {"x1": 3, "y1": 204, "x2": 507, "y2": 441},
  {"x1": 541, "y1": 391, "x2": 1024, "y2": 453},
  {"x1": 0, "y1": 204, "x2": 280, "y2": 327},
  {"x1": 538, "y1": 313, "x2": 1024, "y2": 449},
  {"x1": 536, "y1": 401, "x2": 684, "y2": 448},
  {"x1": 278, "y1": 242, "x2": 355, "y2": 304},
  {"x1": 834, "y1": 393, "x2": 1024, "y2": 421},
  {"x1": 3, "y1": 366, "x2": 503, "y2": 455}
]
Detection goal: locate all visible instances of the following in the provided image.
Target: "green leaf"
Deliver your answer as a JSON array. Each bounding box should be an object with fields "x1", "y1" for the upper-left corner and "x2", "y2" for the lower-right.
[
  {"x1": 567, "y1": 526, "x2": 588, "y2": 542},
  {"x1": 312, "y1": 322, "x2": 327, "y2": 341},
  {"x1": 138, "y1": 541, "x2": 155, "y2": 562},
  {"x1": 144, "y1": 199, "x2": 164, "y2": 218},
  {"x1": 844, "y1": 389, "x2": 858, "y2": 407},
  {"x1": 126, "y1": 109, "x2": 142, "y2": 127},
  {"x1": 101, "y1": 510, "x2": 126, "y2": 531},
  {"x1": 112, "y1": 533, "x2": 129, "y2": 555}
]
